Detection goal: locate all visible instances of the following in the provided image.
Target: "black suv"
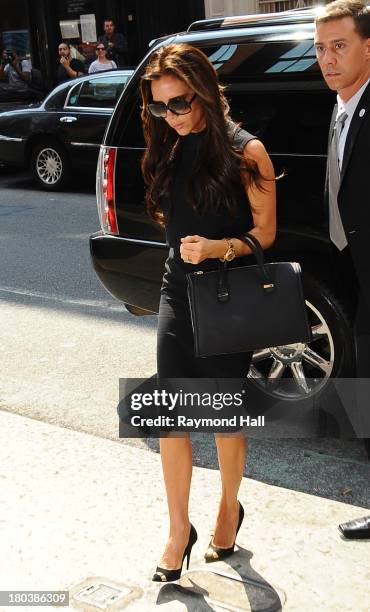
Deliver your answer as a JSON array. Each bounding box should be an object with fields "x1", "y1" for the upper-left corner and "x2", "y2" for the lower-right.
[{"x1": 90, "y1": 8, "x2": 356, "y2": 403}]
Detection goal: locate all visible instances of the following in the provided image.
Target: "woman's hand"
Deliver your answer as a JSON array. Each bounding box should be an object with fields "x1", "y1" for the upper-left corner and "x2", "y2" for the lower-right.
[{"x1": 180, "y1": 235, "x2": 226, "y2": 264}]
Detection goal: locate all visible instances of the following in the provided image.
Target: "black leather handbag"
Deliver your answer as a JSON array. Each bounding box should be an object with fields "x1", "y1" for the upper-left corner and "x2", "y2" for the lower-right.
[{"x1": 186, "y1": 233, "x2": 312, "y2": 358}]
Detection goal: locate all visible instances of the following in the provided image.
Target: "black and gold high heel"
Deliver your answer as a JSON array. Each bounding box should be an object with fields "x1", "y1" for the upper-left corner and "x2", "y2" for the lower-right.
[
  {"x1": 152, "y1": 524, "x2": 198, "y2": 582},
  {"x1": 204, "y1": 501, "x2": 244, "y2": 563}
]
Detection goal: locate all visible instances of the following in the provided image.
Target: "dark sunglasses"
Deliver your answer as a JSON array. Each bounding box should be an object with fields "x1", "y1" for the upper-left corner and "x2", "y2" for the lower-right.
[
  {"x1": 147, "y1": 93, "x2": 197, "y2": 118},
  {"x1": 96, "y1": 47, "x2": 105, "y2": 51}
]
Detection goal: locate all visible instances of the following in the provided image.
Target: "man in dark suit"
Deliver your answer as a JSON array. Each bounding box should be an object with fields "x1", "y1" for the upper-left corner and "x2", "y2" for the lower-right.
[{"x1": 315, "y1": 0, "x2": 370, "y2": 539}]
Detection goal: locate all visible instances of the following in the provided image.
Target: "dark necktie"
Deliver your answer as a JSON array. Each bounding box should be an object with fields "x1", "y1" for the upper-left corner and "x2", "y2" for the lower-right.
[{"x1": 328, "y1": 111, "x2": 348, "y2": 251}]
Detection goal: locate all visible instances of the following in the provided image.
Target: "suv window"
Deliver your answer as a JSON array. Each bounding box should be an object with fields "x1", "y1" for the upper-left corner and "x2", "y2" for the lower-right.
[
  {"x1": 202, "y1": 41, "x2": 333, "y2": 155},
  {"x1": 118, "y1": 39, "x2": 334, "y2": 154},
  {"x1": 208, "y1": 41, "x2": 319, "y2": 78},
  {"x1": 67, "y1": 74, "x2": 129, "y2": 109}
]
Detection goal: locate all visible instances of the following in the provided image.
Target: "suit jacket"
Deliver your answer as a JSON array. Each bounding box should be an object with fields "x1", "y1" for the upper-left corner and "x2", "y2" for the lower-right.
[{"x1": 328, "y1": 81, "x2": 370, "y2": 334}]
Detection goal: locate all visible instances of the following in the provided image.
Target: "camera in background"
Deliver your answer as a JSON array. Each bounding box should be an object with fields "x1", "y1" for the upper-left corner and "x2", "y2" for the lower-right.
[{"x1": 2, "y1": 50, "x2": 15, "y2": 64}]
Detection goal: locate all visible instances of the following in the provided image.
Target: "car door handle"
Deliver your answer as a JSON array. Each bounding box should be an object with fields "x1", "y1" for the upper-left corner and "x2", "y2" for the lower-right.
[{"x1": 60, "y1": 116, "x2": 78, "y2": 123}]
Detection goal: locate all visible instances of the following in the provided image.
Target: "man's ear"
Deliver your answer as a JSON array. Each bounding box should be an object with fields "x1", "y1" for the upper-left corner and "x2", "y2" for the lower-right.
[{"x1": 365, "y1": 37, "x2": 370, "y2": 60}]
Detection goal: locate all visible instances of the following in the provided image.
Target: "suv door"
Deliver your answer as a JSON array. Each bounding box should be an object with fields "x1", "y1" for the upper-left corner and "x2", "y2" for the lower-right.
[
  {"x1": 207, "y1": 40, "x2": 335, "y2": 236},
  {"x1": 91, "y1": 28, "x2": 356, "y2": 397}
]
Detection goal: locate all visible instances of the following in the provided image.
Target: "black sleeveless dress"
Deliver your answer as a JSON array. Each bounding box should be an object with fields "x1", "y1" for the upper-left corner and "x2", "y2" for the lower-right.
[{"x1": 157, "y1": 124, "x2": 256, "y2": 378}]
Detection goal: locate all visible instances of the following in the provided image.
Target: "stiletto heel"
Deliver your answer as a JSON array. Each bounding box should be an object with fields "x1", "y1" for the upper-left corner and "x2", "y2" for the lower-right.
[
  {"x1": 152, "y1": 524, "x2": 197, "y2": 582},
  {"x1": 204, "y1": 501, "x2": 244, "y2": 563},
  {"x1": 186, "y1": 550, "x2": 191, "y2": 570}
]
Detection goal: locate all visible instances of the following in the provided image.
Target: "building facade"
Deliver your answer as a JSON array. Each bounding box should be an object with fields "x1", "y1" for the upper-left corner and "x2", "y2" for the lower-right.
[
  {"x1": 204, "y1": 0, "x2": 313, "y2": 16},
  {"x1": 1, "y1": 0, "x2": 316, "y2": 89}
]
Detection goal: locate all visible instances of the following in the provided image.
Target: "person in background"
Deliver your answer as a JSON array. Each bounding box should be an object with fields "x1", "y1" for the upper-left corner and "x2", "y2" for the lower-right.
[
  {"x1": 88, "y1": 44, "x2": 117, "y2": 73},
  {"x1": 314, "y1": 0, "x2": 370, "y2": 540},
  {"x1": 97, "y1": 19, "x2": 127, "y2": 67},
  {"x1": 0, "y1": 49, "x2": 32, "y2": 101},
  {"x1": 56, "y1": 42, "x2": 85, "y2": 84}
]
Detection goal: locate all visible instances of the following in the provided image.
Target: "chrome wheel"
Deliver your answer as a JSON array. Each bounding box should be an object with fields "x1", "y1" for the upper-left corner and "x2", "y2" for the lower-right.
[
  {"x1": 36, "y1": 147, "x2": 63, "y2": 185},
  {"x1": 247, "y1": 300, "x2": 334, "y2": 400}
]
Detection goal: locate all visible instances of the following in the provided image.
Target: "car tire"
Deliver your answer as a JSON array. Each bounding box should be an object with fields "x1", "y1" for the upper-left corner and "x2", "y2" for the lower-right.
[
  {"x1": 31, "y1": 139, "x2": 71, "y2": 191},
  {"x1": 246, "y1": 273, "x2": 355, "y2": 403},
  {"x1": 364, "y1": 439, "x2": 370, "y2": 460},
  {"x1": 303, "y1": 273, "x2": 355, "y2": 377}
]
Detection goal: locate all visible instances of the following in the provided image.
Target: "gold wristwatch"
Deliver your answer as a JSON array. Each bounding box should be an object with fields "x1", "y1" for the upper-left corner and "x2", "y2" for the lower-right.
[{"x1": 219, "y1": 238, "x2": 236, "y2": 262}]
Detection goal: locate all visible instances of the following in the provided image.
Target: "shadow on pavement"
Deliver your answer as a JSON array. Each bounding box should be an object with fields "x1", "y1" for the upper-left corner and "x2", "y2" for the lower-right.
[
  {"x1": 0, "y1": 288, "x2": 157, "y2": 328},
  {"x1": 156, "y1": 549, "x2": 284, "y2": 611}
]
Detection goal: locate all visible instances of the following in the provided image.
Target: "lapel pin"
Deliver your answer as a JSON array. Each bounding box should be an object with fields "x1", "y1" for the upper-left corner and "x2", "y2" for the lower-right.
[{"x1": 359, "y1": 108, "x2": 365, "y2": 117}]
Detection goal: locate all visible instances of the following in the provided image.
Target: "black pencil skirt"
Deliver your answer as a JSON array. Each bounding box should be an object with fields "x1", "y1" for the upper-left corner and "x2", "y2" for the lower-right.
[{"x1": 157, "y1": 255, "x2": 253, "y2": 378}]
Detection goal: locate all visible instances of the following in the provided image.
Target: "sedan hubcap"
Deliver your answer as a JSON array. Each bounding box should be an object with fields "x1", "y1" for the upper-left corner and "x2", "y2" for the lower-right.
[
  {"x1": 36, "y1": 148, "x2": 63, "y2": 184},
  {"x1": 248, "y1": 300, "x2": 334, "y2": 399}
]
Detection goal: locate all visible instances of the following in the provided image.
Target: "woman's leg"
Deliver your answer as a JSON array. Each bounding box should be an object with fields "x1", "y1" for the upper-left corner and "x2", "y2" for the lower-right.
[
  {"x1": 157, "y1": 436, "x2": 193, "y2": 568},
  {"x1": 212, "y1": 435, "x2": 247, "y2": 547},
  {"x1": 199, "y1": 350, "x2": 252, "y2": 547},
  {"x1": 156, "y1": 286, "x2": 196, "y2": 569}
]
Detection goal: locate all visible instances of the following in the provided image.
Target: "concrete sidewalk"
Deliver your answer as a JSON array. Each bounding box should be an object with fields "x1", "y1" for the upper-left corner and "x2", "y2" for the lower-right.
[{"x1": 1, "y1": 411, "x2": 369, "y2": 612}]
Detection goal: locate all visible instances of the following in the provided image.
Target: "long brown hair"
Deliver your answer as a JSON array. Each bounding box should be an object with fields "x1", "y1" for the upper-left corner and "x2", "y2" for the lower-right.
[{"x1": 140, "y1": 43, "x2": 264, "y2": 225}]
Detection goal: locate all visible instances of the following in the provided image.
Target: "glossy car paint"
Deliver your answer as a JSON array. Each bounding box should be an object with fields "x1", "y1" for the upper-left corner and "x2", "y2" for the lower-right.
[
  {"x1": 0, "y1": 70, "x2": 133, "y2": 171},
  {"x1": 90, "y1": 18, "x2": 338, "y2": 315}
]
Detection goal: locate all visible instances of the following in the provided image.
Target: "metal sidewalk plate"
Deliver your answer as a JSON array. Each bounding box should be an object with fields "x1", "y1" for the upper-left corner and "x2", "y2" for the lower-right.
[{"x1": 70, "y1": 577, "x2": 142, "y2": 611}]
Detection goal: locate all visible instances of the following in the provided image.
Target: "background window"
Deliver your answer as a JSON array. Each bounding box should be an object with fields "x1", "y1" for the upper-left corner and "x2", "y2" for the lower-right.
[{"x1": 0, "y1": 0, "x2": 31, "y2": 59}]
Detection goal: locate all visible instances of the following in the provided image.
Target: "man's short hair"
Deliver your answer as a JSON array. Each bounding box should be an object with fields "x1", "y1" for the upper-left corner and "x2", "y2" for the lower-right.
[
  {"x1": 315, "y1": 0, "x2": 370, "y2": 38},
  {"x1": 104, "y1": 19, "x2": 115, "y2": 25}
]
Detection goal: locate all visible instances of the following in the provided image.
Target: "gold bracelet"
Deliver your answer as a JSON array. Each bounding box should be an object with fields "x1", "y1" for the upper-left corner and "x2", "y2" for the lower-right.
[{"x1": 219, "y1": 238, "x2": 236, "y2": 262}]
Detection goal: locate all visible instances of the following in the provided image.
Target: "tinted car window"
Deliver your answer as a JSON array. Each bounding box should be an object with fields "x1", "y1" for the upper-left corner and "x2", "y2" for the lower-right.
[
  {"x1": 118, "y1": 39, "x2": 334, "y2": 154},
  {"x1": 68, "y1": 75, "x2": 129, "y2": 109},
  {"x1": 206, "y1": 41, "x2": 320, "y2": 79},
  {"x1": 202, "y1": 41, "x2": 333, "y2": 155},
  {"x1": 114, "y1": 93, "x2": 144, "y2": 147},
  {"x1": 44, "y1": 86, "x2": 71, "y2": 110}
]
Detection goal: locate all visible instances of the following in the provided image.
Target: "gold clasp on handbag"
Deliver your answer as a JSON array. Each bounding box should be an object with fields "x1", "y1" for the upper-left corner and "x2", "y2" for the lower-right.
[{"x1": 263, "y1": 282, "x2": 275, "y2": 293}]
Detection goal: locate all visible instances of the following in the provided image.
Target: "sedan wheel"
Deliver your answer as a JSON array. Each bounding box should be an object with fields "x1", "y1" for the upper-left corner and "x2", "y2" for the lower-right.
[
  {"x1": 31, "y1": 140, "x2": 70, "y2": 190},
  {"x1": 37, "y1": 148, "x2": 63, "y2": 185}
]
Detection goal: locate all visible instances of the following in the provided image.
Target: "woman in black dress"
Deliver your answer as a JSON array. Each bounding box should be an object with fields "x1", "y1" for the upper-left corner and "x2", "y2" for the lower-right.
[{"x1": 140, "y1": 44, "x2": 276, "y2": 582}]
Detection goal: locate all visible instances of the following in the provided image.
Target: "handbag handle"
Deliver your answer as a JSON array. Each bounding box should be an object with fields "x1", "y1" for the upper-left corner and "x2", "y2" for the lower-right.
[
  {"x1": 240, "y1": 233, "x2": 274, "y2": 291},
  {"x1": 217, "y1": 233, "x2": 275, "y2": 303},
  {"x1": 239, "y1": 233, "x2": 264, "y2": 264}
]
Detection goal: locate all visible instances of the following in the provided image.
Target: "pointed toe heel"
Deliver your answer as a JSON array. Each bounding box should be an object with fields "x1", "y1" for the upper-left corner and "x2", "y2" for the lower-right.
[{"x1": 204, "y1": 501, "x2": 244, "y2": 563}]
